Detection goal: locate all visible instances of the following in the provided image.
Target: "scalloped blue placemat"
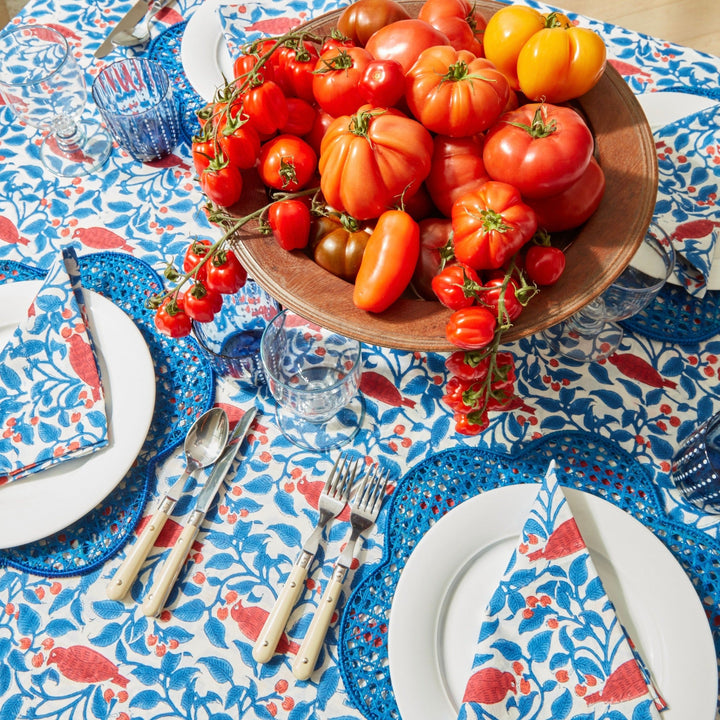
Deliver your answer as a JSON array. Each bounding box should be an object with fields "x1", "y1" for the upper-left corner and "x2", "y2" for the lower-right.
[
  {"x1": 339, "y1": 432, "x2": 720, "y2": 720},
  {"x1": 0, "y1": 252, "x2": 214, "y2": 577}
]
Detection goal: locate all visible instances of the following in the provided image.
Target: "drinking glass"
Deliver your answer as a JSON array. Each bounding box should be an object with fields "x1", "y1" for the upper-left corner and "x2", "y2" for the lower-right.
[
  {"x1": 192, "y1": 280, "x2": 280, "y2": 386},
  {"x1": 672, "y1": 412, "x2": 720, "y2": 513},
  {"x1": 542, "y1": 222, "x2": 676, "y2": 362},
  {"x1": 260, "y1": 310, "x2": 364, "y2": 451},
  {"x1": 91, "y1": 58, "x2": 181, "y2": 162},
  {"x1": 0, "y1": 24, "x2": 111, "y2": 177}
]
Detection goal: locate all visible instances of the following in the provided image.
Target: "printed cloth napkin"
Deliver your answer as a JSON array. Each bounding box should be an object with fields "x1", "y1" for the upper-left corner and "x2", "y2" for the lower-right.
[
  {"x1": 218, "y1": 2, "x2": 305, "y2": 60},
  {"x1": 653, "y1": 98, "x2": 720, "y2": 298},
  {"x1": 457, "y1": 462, "x2": 665, "y2": 720},
  {"x1": 0, "y1": 248, "x2": 108, "y2": 486}
]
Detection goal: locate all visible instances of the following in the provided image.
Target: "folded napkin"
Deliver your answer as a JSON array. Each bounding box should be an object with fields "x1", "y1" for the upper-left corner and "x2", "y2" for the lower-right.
[
  {"x1": 0, "y1": 248, "x2": 108, "y2": 486},
  {"x1": 457, "y1": 462, "x2": 665, "y2": 720},
  {"x1": 218, "y1": 2, "x2": 305, "y2": 60},
  {"x1": 653, "y1": 99, "x2": 720, "y2": 298}
]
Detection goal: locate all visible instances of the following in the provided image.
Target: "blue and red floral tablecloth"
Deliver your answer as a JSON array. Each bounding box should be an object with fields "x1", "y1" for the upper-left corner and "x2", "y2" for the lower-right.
[{"x1": 0, "y1": 0, "x2": 719, "y2": 719}]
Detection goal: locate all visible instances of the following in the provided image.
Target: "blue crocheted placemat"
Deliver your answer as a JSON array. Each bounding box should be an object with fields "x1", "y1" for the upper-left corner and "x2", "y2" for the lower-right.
[
  {"x1": 339, "y1": 432, "x2": 720, "y2": 720},
  {"x1": 0, "y1": 252, "x2": 214, "y2": 577}
]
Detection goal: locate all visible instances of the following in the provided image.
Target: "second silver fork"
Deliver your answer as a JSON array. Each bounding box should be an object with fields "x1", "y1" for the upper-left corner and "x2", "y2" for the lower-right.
[{"x1": 253, "y1": 453, "x2": 357, "y2": 663}]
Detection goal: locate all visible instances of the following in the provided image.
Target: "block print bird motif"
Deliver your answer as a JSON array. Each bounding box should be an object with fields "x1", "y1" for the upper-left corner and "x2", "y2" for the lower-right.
[
  {"x1": 47, "y1": 646, "x2": 129, "y2": 688},
  {"x1": 585, "y1": 659, "x2": 649, "y2": 706},
  {"x1": 526, "y1": 517, "x2": 585, "y2": 562},
  {"x1": 462, "y1": 668, "x2": 517, "y2": 705},
  {"x1": 66, "y1": 328, "x2": 102, "y2": 403}
]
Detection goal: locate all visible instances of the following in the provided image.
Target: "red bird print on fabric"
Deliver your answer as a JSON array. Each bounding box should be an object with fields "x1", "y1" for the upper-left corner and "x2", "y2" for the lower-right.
[
  {"x1": 66, "y1": 331, "x2": 102, "y2": 403},
  {"x1": 608, "y1": 59, "x2": 653, "y2": 83},
  {"x1": 71, "y1": 227, "x2": 134, "y2": 253},
  {"x1": 359, "y1": 371, "x2": 416, "y2": 408},
  {"x1": 0, "y1": 217, "x2": 29, "y2": 246},
  {"x1": 246, "y1": 16, "x2": 302, "y2": 34},
  {"x1": 670, "y1": 219, "x2": 720, "y2": 242},
  {"x1": 462, "y1": 668, "x2": 517, "y2": 705},
  {"x1": 47, "y1": 646, "x2": 129, "y2": 687},
  {"x1": 134, "y1": 515, "x2": 203, "y2": 552},
  {"x1": 297, "y1": 477, "x2": 350, "y2": 522},
  {"x1": 607, "y1": 353, "x2": 677, "y2": 389},
  {"x1": 585, "y1": 659, "x2": 649, "y2": 705},
  {"x1": 526, "y1": 518, "x2": 585, "y2": 562},
  {"x1": 230, "y1": 599, "x2": 299, "y2": 655}
]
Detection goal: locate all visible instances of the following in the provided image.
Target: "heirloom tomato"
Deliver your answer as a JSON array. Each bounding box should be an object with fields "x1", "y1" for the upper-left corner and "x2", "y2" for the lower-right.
[
  {"x1": 155, "y1": 296, "x2": 191, "y2": 338},
  {"x1": 526, "y1": 156, "x2": 605, "y2": 231},
  {"x1": 312, "y1": 47, "x2": 373, "y2": 116},
  {"x1": 406, "y1": 46, "x2": 510, "y2": 136},
  {"x1": 336, "y1": 0, "x2": 411, "y2": 46},
  {"x1": 418, "y1": 0, "x2": 486, "y2": 55},
  {"x1": 309, "y1": 216, "x2": 370, "y2": 281},
  {"x1": 353, "y1": 210, "x2": 420, "y2": 313},
  {"x1": 365, "y1": 18, "x2": 449, "y2": 73},
  {"x1": 431, "y1": 263, "x2": 481, "y2": 310},
  {"x1": 267, "y1": 199, "x2": 312, "y2": 251},
  {"x1": 483, "y1": 103, "x2": 594, "y2": 199},
  {"x1": 445, "y1": 306, "x2": 496, "y2": 349},
  {"x1": 358, "y1": 59, "x2": 405, "y2": 108},
  {"x1": 319, "y1": 106, "x2": 433, "y2": 220},
  {"x1": 425, "y1": 134, "x2": 489, "y2": 218},
  {"x1": 452, "y1": 181, "x2": 537, "y2": 270},
  {"x1": 205, "y1": 250, "x2": 247, "y2": 294},
  {"x1": 258, "y1": 135, "x2": 317, "y2": 192},
  {"x1": 445, "y1": 349, "x2": 491, "y2": 382},
  {"x1": 241, "y1": 80, "x2": 289, "y2": 137},
  {"x1": 524, "y1": 244, "x2": 566, "y2": 285},
  {"x1": 412, "y1": 217, "x2": 454, "y2": 299}
]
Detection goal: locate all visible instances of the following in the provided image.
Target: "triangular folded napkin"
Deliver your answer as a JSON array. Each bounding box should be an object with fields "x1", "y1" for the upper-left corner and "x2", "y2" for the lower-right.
[
  {"x1": 0, "y1": 248, "x2": 108, "y2": 486},
  {"x1": 458, "y1": 462, "x2": 665, "y2": 720}
]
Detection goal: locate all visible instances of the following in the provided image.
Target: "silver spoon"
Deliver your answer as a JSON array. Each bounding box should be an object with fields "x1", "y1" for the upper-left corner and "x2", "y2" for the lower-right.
[
  {"x1": 107, "y1": 407, "x2": 229, "y2": 601},
  {"x1": 111, "y1": 0, "x2": 168, "y2": 48}
]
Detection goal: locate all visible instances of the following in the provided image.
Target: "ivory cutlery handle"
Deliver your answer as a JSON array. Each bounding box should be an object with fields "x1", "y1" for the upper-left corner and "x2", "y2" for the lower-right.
[
  {"x1": 106, "y1": 502, "x2": 173, "y2": 601},
  {"x1": 292, "y1": 566, "x2": 346, "y2": 681},
  {"x1": 253, "y1": 561, "x2": 309, "y2": 664},
  {"x1": 142, "y1": 518, "x2": 200, "y2": 617}
]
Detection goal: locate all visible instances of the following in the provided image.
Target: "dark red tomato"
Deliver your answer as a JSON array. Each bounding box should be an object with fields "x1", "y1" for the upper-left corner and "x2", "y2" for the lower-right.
[
  {"x1": 276, "y1": 41, "x2": 319, "y2": 103},
  {"x1": 524, "y1": 245, "x2": 566, "y2": 286},
  {"x1": 478, "y1": 277, "x2": 524, "y2": 323},
  {"x1": 241, "y1": 80, "x2": 289, "y2": 137},
  {"x1": 154, "y1": 296, "x2": 191, "y2": 338},
  {"x1": 431, "y1": 263, "x2": 481, "y2": 310},
  {"x1": 358, "y1": 58, "x2": 405, "y2": 108},
  {"x1": 426, "y1": 134, "x2": 489, "y2": 218},
  {"x1": 483, "y1": 102, "x2": 594, "y2": 199},
  {"x1": 412, "y1": 217, "x2": 454, "y2": 299},
  {"x1": 525, "y1": 156, "x2": 606, "y2": 232},
  {"x1": 364, "y1": 18, "x2": 450, "y2": 73},
  {"x1": 267, "y1": 199, "x2": 312, "y2": 251},
  {"x1": 445, "y1": 305, "x2": 497, "y2": 349},
  {"x1": 184, "y1": 284, "x2": 223, "y2": 322},
  {"x1": 258, "y1": 134, "x2": 317, "y2": 192},
  {"x1": 216, "y1": 117, "x2": 261, "y2": 170},
  {"x1": 313, "y1": 47, "x2": 374, "y2": 116},
  {"x1": 205, "y1": 250, "x2": 247, "y2": 294},
  {"x1": 337, "y1": 0, "x2": 412, "y2": 46},
  {"x1": 303, "y1": 108, "x2": 336, "y2": 157},
  {"x1": 445, "y1": 349, "x2": 491, "y2": 382},
  {"x1": 279, "y1": 97, "x2": 318, "y2": 137},
  {"x1": 200, "y1": 162, "x2": 243, "y2": 208}
]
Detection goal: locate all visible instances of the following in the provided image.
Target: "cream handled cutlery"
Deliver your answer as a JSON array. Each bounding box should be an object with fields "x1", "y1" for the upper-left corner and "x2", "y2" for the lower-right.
[
  {"x1": 94, "y1": 0, "x2": 151, "y2": 58},
  {"x1": 142, "y1": 407, "x2": 257, "y2": 617},
  {"x1": 292, "y1": 463, "x2": 389, "y2": 681},
  {"x1": 106, "y1": 408, "x2": 229, "y2": 601},
  {"x1": 253, "y1": 453, "x2": 357, "y2": 663}
]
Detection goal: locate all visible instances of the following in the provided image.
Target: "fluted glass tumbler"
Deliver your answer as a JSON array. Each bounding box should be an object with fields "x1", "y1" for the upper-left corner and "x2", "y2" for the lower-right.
[{"x1": 91, "y1": 58, "x2": 180, "y2": 162}]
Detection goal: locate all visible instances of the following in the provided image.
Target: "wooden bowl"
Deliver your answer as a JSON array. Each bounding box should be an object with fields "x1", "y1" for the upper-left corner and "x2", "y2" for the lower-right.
[{"x1": 229, "y1": 0, "x2": 657, "y2": 353}]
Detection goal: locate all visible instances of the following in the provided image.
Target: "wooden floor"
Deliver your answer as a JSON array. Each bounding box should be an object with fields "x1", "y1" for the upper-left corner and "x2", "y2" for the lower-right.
[{"x1": 0, "y1": 0, "x2": 718, "y2": 56}]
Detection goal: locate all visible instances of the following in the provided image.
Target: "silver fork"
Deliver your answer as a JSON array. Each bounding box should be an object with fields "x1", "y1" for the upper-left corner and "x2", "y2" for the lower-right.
[
  {"x1": 253, "y1": 453, "x2": 357, "y2": 663},
  {"x1": 292, "y1": 462, "x2": 389, "y2": 680}
]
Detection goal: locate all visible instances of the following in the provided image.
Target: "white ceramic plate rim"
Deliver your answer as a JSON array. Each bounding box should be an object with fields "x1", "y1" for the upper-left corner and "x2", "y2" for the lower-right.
[
  {"x1": 181, "y1": 0, "x2": 235, "y2": 102},
  {"x1": 0, "y1": 281, "x2": 156, "y2": 548},
  {"x1": 388, "y1": 483, "x2": 717, "y2": 720}
]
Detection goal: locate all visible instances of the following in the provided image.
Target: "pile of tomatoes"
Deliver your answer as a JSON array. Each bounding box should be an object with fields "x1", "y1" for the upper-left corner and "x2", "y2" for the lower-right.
[{"x1": 157, "y1": 0, "x2": 608, "y2": 434}]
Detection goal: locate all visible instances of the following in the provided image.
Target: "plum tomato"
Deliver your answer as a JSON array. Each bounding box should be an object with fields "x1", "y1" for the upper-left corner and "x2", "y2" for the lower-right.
[{"x1": 267, "y1": 199, "x2": 312, "y2": 251}]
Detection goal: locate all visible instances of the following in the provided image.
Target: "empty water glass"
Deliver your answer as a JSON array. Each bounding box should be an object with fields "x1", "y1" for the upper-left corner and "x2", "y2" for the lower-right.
[{"x1": 91, "y1": 57, "x2": 180, "y2": 162}]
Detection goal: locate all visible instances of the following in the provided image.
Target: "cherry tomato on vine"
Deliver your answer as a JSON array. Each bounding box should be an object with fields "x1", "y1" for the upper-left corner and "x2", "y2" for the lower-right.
[
  {"x1": 154, "y1": 296, "x2": 192, "y2": 338},
  {"x1": 279, "y1": 97, "x2": 318, "y2": 137},
  {"x1": 320, "y1": 31, "x2": 355, "y2": 54},
  {"x1": 184, "y1": 284, "x2": 223, "y2": 322},
  {"x1": 358, "y1": 59, "x2": 405, "y2": 108},
  {"x1": 524, "y1": 244, "x2": 566, "y2": 285},
  {"x1": 445, "y1": 350, "x2": 491, "y2": 382},
  {"x1": 276, "y1": 41, "x2": 319, "y2": 103},
  {"x1": 183, "y1": 239, "x2": 212, "y2": 277},
  {"x1": 445, "y1": 305, "x2": 497, "y2": 349},
  {"x1": 267, "y1": 199, "x2": 312, "y2": 251},
  {"x1": 205, "y1": 250, "x2": 248, "y2": 294},
  {"x1": 258, "y1": 134, "x2": 317, "y2": 192},
  {"x1": 191, "y1": 140, "x2": 215, "y2": 175},
  {"x1": 431, "y1": 263, "x2": 481, "y2": 310},
  {"x1": 200, "y1": 161, "x2": 243, "y2": 208},
  {"x1": 478, "y1": 277, "x2": 524, "y2": 323},
  {"x1": 241, "y1": 80, "x2": 289, "y2": 137},
  {"x1": 216, "y1": 116, "x2": 261, "y2": 170},
  {"x1": 233, "y1": 52, "x2": 276, "y2": 84}
]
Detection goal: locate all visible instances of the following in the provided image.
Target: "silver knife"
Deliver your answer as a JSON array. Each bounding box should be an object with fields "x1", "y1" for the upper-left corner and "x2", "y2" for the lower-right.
[
  {"x1": 94, "y1": 0, "x2": 150, "y2": 58},
  {"x1": 141, "y1": 407, "x2": 257, "y2": 617}
]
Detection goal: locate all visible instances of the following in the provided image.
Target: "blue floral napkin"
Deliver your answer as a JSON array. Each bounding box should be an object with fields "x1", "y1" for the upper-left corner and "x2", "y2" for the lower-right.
[
  {"x1": 457, "y1": 462, "x2": 665, "y2": 720},
  {"x1": 0, "y1": 248, "x2": 108, "y2": 486},
  {"x1": 654, "y1": 99, "x2": 720, "y2": 297}
]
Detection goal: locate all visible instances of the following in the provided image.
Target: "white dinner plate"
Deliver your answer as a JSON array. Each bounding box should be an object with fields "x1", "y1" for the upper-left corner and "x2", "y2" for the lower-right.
[
  {"x1": 388, "y1": 483, "x2": 717, "y2": 720},
  {"x1": 181, "y1": 0, "x2": 234, "y2": 102},
  {"x1": 0, "y1": 281, "x2": 156, "y2": 548}
]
